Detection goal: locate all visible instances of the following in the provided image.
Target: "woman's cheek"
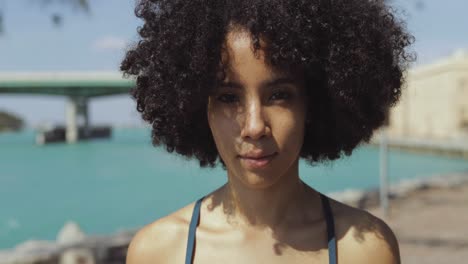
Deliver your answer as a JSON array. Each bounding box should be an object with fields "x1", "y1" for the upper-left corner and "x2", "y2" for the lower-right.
[
  {"x1": 208, "y1": 108, "x2": 239, "y2": 157},
  {"x1": 274, "y1": 110, "x2": 305, "y2": 152}
]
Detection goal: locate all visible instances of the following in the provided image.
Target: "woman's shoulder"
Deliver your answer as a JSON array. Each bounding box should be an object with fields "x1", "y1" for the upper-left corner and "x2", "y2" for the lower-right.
[
  {"x1": 125, "y1": 201, "x2": 198, "y2": 264},
  {"x1": 328, "y1": 198, "x2": 401, "y2": 264}
]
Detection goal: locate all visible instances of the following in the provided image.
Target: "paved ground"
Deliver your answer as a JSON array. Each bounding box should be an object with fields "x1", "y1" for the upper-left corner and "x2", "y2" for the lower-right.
[{"x1": 367, "y1": 182, "x2": 468, "y2": 264}]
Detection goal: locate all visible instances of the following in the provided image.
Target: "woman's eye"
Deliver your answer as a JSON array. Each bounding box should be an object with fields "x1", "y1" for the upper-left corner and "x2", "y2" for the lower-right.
[
  {"x1": 270, "y1": 91, "x2": 292, "y2": 101},
  {"x1": 216, "y1": 93, "x2": 239, "y2": 104}
]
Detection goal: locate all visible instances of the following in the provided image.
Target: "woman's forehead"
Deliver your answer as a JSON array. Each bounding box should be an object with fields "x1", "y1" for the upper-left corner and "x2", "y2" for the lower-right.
[
  {"x1": 217, "y1": 25, "x2": 305, "y2": 88},
  {"x1": 221, "y1": 30, "x2": 282, "y2": 78}
]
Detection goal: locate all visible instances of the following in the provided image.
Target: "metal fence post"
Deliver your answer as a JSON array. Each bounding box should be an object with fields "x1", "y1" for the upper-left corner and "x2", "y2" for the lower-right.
[{"x1": 379, "y1": 129, "x2": 389, "y2": 218}]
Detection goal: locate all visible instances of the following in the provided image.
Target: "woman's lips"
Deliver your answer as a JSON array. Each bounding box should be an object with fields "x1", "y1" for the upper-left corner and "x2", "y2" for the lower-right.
[{"x1": 239, "y1": 153, "x2": 277, "y2": 169}]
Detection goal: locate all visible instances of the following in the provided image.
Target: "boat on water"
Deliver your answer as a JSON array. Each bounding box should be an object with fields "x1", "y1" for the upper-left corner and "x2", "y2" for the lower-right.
[{"x1": 35, "y1": 125, "x2": 112, "y2": 145}]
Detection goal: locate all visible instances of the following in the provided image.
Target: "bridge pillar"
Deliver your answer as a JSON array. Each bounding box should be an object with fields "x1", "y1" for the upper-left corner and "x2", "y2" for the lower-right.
[
  {"x1": 66, "y1": 97, "x2": 78, "y2": 143},
  {"x1": 65, "y1": 96, "x2": 89, "y2": 143}
]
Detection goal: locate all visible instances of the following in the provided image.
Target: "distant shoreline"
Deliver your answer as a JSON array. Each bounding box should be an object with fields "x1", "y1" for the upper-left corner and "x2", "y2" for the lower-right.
[
  {"x1": 0, "y1": 111, "x2": 24, "y2": 133},
  {"x1": 369, "y1": 133, "x2": 468, "y2": 159}
]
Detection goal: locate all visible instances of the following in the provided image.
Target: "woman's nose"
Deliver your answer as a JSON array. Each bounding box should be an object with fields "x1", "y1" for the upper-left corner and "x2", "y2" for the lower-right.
[{"x1": 240, "y1": 100, "x2": 270, "y2": 140}]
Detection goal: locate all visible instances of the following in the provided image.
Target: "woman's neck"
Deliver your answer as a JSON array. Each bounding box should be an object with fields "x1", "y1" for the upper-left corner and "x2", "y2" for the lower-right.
[{"x1": 220, "y1": 161, "x2": 320, "y2": 231}]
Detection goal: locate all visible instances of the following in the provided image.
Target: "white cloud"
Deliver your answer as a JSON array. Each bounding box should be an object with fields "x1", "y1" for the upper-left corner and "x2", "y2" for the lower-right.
[{"x1": 92, "y1": 36, "x2": 128, "y2": 52}]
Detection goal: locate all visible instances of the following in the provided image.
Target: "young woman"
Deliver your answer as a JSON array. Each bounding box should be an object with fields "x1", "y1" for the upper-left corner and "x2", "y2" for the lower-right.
[{"x1": 121, "y1": 0, "x2": 413, "y2": 263}]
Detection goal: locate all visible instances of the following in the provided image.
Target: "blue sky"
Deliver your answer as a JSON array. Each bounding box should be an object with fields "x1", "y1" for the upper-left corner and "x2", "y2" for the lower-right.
[{"x1": 0, "y1": 0, "x2": 467, "y2": 126}]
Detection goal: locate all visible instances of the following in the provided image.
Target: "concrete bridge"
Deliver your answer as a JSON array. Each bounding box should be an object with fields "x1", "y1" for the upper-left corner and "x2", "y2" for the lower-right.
[{"x1": 0, "y1": 72, "x2": 135, "y2": 143}]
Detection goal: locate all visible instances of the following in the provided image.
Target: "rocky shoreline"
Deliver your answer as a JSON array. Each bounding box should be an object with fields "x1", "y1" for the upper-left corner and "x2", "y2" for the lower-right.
[
  {"x1": 0, "y1": 222, "x2": 135, "y2": 264},
  {"x1": 329, "y1": 171, "x2": 468, "y2": 209},
  {"x1": 1, "y1": 172, "x2": 467, "y2": 264}
]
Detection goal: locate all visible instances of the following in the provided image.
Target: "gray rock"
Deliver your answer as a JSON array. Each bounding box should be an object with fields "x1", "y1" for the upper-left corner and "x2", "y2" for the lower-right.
[{"x1": 57, "y1": 222, "x2": 86, "y2": 245}]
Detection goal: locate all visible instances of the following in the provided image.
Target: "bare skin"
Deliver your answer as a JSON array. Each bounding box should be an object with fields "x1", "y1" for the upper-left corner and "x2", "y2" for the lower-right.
[{"x1": 126, "y1": 27, "x2": 401, "y2": 264}]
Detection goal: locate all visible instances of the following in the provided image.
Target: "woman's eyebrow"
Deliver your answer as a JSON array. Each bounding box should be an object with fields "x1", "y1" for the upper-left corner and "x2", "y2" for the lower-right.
[
  {"x1": 260, "y1": 77, "x2": 297, "y2": 88},
  {"x1": 218, "y1": 77, "x2": 297, "y2": 89},
  {"x1": 218, "y1": 81, "x2": 243, "y2": 89}
]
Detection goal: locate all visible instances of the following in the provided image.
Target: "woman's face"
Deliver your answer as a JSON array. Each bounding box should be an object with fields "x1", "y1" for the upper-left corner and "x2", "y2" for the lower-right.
[{"x1": 207, "y1": 28, "x2": 307, "y2": 189}]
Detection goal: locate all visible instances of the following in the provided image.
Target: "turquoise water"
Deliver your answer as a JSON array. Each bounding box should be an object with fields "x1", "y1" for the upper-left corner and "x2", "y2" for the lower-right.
[{"x1": 0, "y1": 129, "x2": 467, "y2": 249}]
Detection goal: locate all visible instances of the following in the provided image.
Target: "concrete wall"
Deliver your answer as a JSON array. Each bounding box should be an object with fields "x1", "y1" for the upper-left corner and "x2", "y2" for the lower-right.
[
  {"x1": 388, "y1": 50, "x2": 468, "y2": 140},
  {"x1": 457, "y1": 74, "x2": 468, "y2": 135}
]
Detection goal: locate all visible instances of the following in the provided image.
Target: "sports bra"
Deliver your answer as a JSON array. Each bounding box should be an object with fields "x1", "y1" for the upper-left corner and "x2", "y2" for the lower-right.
[{"x1": 185, "y1": 193, "x2": 337, "y2": 264}]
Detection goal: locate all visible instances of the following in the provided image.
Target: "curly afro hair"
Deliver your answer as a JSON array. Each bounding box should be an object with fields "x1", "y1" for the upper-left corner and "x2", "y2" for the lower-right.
[{"x1": 121, "y1": 0, "x2": 414, "y2": 168}]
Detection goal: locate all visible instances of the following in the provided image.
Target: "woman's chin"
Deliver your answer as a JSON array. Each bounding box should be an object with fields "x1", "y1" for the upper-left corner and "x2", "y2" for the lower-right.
[
  {"x1": 236, "y1": 170, "x2": 282, "y2": 190},
  {"x1": 227, "y1": 155, "x2": 297, "y2": 189}
]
